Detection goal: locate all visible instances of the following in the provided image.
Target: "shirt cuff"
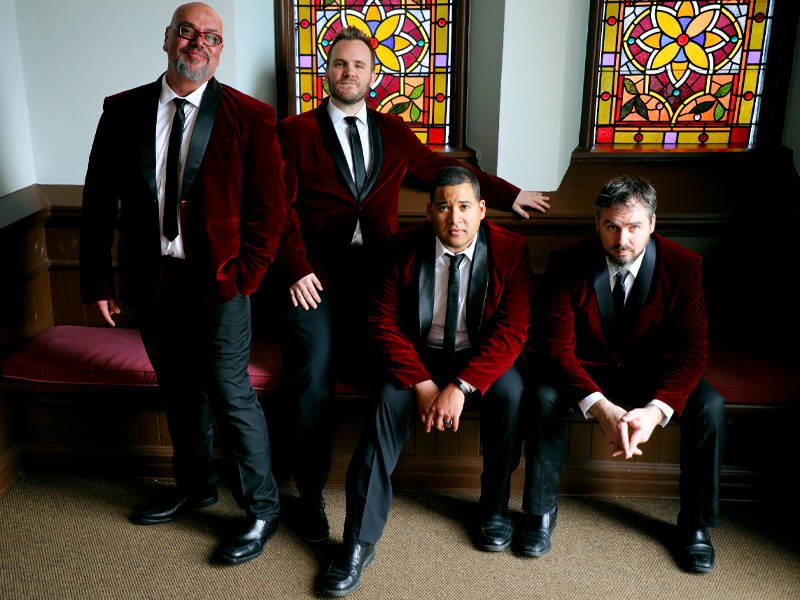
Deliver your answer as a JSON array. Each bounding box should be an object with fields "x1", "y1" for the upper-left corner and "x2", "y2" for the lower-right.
[
  {"x1": 649, "y1": 399, "x2": 673, "y2": 427},
  {"x1": 578, "y1": 392, "x2": 605, "y2": 419},
  {"x1": 459, "y1": 379, "x2": 476, "y2": 394}
]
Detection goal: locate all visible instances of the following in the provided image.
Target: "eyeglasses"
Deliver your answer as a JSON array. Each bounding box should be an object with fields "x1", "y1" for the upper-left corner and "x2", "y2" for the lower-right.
[{"x1": 169, "y1": 25, "x2": 223, "y2": 47}]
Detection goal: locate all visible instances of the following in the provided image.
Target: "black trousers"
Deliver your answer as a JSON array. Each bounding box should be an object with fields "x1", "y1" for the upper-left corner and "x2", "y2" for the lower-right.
[
  {"x1": 343, "y1": 350, "x2": 525, "y2": 546},
  {"x1": 523, "y1": 368, "x2": 726, "y2": 529},
  {"x1": 138, "y1": 258, "x2": 279, "y2": 520},
  {"x1": 279, "y1": 251, "x2": 376, "y2": 500}
]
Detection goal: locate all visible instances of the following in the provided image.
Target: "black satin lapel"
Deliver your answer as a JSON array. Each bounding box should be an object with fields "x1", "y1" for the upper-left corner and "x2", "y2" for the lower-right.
[
  {"x1": 593, "y1": 245, "x2": 617, "y2": 341},
  {"x1": 626, "y1": 237, "x2": 657, "y2": 321},
  {"x1": 314, "y1": 100, "x2": 359, "y2": 200},
  {"x1": 418, "y1": 233, "x2": 436, "y2": 342},
  {"x1": 181, "y1": 77, "x2": 222, "y2": 198},
  {"x1": 466, "y1": 225, "x2": 489, "y2": 346},
  {"x1": 141, "y1": 77, "x2": 162, "y2": 201},
  {"x1": 359, "y1": 109, "x2": 383, "y2": 202}
]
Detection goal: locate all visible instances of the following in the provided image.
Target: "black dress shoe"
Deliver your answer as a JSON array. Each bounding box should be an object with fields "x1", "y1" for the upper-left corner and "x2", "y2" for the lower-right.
[
  {"x1": 321, "y1": 540, "x2": 376, "y2": 597},
  {"x1": 521, "y1": 507, "x2": 557, "y2": 557},
  {"x1": 476, "y1": 512, "x2": 513, "y2": 552},
  {"x1": 132, "y1": 488, "x2": 218, "y2": 525},
  {"x1": 678, "y1": 526, "x2": 715, "y2": 573},
  {"x1": 296, "y1": 494, "x2": 331, "y2": 542},
  {"x1": 216, "y1": 516, "x2": 278, "y2": 564}
]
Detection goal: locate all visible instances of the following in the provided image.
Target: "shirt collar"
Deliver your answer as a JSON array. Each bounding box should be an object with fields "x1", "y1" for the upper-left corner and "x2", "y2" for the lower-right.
[
  {"x1": 159, "y1": 74, "x2": 208, "y2": 109},
  {"x1": 434, "y1": 231, "x2": 478, "y2": 264},
  {"x1": 605, "y1": 243, "x2": 647, "y2": 280},
  {"x1": 327, "y1": 99, "x2": 368, "y2": 128}
]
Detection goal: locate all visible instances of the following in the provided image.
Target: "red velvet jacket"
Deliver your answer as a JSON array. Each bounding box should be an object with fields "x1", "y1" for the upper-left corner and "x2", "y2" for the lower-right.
[
  {"x1": 371, "y1": 220, "x2": 532, "y2": 394},
  {"x1": 80, "y1": 77, "x2": 287, "y2": 305},
  {"x1": 534, "y1": 233, "x2": 708, "y2": 415},
  {"x1": 276, "y1": 99, "x2": 520, "y2": 288}
]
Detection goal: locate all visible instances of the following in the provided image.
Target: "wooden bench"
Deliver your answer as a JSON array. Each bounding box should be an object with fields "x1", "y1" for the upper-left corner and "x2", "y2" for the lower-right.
[{"x1": 2, "y1": 324, "x2": 798, "y2": 502}]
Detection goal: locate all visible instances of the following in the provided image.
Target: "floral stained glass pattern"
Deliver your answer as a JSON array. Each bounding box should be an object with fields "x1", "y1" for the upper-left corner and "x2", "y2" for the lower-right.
[
  {"x1": 292, "y1": 0, "x2": 456, "y2": 144},
  {"x1": 593, "y1": 1, "x2": 773, "y2": 147}
]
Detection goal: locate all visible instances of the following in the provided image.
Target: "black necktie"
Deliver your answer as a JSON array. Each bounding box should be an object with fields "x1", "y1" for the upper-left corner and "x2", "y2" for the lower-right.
[
  {"x1": 164, "y1": 98, "x2": 187, "y2": 242},
  {"x1": 612, "y1": 270, "x2": 628, "y2": 322},
  {"x1": 344, "y1": 116, "x2": 366, "y2": 196},
  {"x1": 443, "y1": 253, "x2": 465, "y2": 358}
]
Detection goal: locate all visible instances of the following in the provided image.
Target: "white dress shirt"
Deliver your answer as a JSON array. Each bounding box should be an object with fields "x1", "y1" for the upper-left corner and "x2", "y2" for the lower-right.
[
  {"x1": 578, "y1": 246, "x2": 674, "y2": 426},
  {"x1": 425, "y1": 235, "x2": 479, "y2": 392},
  {"x1": 155, "y1": 76, "x2": 208, "y2": 259},
  {"x1": 326, "y1": 101, "x2": 372, "y2": 246}
]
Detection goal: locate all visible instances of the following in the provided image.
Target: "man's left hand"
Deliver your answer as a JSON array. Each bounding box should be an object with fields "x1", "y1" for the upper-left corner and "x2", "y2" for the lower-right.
[
  {"x1": 424, "y1": 383, "x2": 466, "y2": 433},
  {"x1": 620, "y1": 405, "x2": 664, "y2": 458},
  {"x1": 512, "y1": 191, "x2": 551, "y2": 218}
]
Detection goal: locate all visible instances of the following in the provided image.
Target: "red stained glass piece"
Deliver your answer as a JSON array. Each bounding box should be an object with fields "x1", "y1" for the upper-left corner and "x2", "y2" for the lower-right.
[
  {"x1": 607, "y1": 17, "x2": 617, "y2": 26},
  {"x1": 300, "y1": 19, "x2": 309, "y2": 28},
  {"x1": 698, "y1": 133, "x2": 709, "y2": 143},
  {"x1": 438, "y1": 19, "x2": 447, "y2": 27},
  {"x1": 436, "y1": 93, "x2": 445, "y2": 102},
  {"x1": 634, "y1": 133, "x2": 643, "y2": 142}
]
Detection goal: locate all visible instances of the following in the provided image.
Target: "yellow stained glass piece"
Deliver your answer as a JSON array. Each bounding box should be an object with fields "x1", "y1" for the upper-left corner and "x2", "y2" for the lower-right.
[
  {"x1": 685, "y1": 41, "x2": 709, "y2": 69},
  {"x1": 686, "y1": 11, "x2": 714, "y2": 37},
  {"x1": 656, "y1": 12, "x2": 682, "y2": 39},
  {"x1": 651, "y1": 43, "x2": 680, "y2": 69}
]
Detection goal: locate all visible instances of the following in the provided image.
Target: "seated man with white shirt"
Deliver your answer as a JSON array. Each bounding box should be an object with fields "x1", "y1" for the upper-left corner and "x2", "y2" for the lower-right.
[
  {"x1": 524, "y1": 175, "x2": 726, "y2": 573},
  {"x1": 321, "y1": 167, "x2": 533, "y2": 597},
  {"x1": 275, "y1": 25, "x2": 550, "y2": 545}
]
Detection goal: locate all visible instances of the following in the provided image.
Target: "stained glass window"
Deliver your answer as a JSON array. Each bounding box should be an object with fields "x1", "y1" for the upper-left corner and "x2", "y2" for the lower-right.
[
  {"x1": 292, "y1": 0, "x2": 456, "y2": 144},
  {"x1": 593, "y1": 0, "x2": 774, "y2": 147}
]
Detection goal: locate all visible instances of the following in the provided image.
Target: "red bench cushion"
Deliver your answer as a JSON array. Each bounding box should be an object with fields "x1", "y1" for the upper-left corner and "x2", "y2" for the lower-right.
[{"x1": 0, "y1": 325, "x2": 285, "y2": 392}]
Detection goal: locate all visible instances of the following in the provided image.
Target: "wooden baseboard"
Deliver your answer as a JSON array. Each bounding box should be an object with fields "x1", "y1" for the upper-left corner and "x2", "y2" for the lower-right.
[
  {"x1": 0, "y1": 442, "x2": 22, "y2": 500},
  {"x1": 15, "y1": 442, "x2": 766, "y2": 501}
]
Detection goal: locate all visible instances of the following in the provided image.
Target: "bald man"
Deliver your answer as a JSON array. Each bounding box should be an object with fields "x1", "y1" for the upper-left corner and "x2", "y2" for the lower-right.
[{"x1": 81, "y1": 3, "x2": 287, "y2": 564}]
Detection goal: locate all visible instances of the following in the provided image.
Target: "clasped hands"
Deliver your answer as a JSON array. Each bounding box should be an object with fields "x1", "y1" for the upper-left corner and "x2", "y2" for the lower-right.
[
  {"x1": 412, "y1": 379, "x2": 465, "y2": 433},
  {"x1": 590, "y1": 398, "x2": 664, "y2": 459}
]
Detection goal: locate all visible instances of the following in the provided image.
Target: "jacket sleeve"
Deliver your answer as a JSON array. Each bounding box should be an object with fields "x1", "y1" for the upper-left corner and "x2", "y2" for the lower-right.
[
  {"x1": 80, "y1": 99, "x2": 120, "y2": 304},
  {"x1": 534, "y1": 249, "x2": 604, "y2": 402},
  {"x1": 650, "y1": 255, "x2": 708, "y2": 415},
  {"x1": 369, "y1": 241, "x2": 432, "y2": 388},
  {"x1": 274, "y1": 119, "x2": 315, "y2": 285},
  {"x1": 236, "y1": 105, "x2": 288, "y2": 296},
  {"x1": 458, "y1": 237, "x2": 533, "y2": 393}
]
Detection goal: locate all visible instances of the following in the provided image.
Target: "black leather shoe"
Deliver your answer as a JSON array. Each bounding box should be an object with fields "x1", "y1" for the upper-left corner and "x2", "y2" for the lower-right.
[
  {"x1": 678, "y1": 526, "x2": 715, "y2": 573},
  {"x1": 521, "y1": 507, "x2": 557, "y2": 557},
  {"x1": 296, "y1": 494, "x2": 331, "y2": 542},
  {"x1": 476, "y1": 512, "x2": 513, "y2": 552},
  {"x1": 132, "y1": 488, "x2": 218, "y2": 525},
  {"x1": 216, "y1": 516, "x2": 278, "y2": 564},
  {"x1": 321, "y1": 540, "x2": 376, "y2": 597}
]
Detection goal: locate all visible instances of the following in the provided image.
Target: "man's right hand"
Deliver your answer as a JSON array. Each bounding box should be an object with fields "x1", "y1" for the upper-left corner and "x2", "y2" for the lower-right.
[
  {"x1": 590, "y1": 397, "x2": 639, "y2": 459},
  {"x1": 90, "y1": 299, "x2": 121, "y2": 327},
  {"x1": 289, "y1": 273, "x2": 323, "y2": 310},
  {"x1": 411, "y1": 379, "x2": 440, "y2": 424}
]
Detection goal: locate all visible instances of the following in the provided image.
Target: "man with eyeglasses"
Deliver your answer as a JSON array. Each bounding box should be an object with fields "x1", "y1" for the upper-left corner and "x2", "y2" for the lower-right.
[{"x1": 80, "y1": 3, "x2": 287, "y2": 565}]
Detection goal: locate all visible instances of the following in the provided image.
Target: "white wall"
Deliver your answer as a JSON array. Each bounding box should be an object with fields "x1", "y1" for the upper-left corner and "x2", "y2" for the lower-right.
[
  {"x1": 12, "y1": 0, "x2": 238, "y2": 186},
  {"x1": 784, "y1": 21, "x2": 800, "y2": 176},
  {"x1": 0, "y1": 0, "x2": 36, "y2": 197},
  {"x1": 234, "y1": 0, "x2": 277, "y2": 107},
  {"x1": 494, "y1": 0, "x2": 588, "y2": 192},
  {"x1": 466, "y1": 0, "x2": 505, "y2": 179}
]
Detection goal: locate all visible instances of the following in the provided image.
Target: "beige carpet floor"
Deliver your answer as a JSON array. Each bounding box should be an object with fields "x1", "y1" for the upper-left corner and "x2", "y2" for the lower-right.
[{"x1": 1, "y1": 474, "x2": 798, "y2": 599}]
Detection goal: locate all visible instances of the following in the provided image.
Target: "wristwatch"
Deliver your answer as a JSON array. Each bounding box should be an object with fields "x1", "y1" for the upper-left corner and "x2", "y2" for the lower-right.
[{"x1": 451, "y1": 377, "x2": 471, "y2": 397}]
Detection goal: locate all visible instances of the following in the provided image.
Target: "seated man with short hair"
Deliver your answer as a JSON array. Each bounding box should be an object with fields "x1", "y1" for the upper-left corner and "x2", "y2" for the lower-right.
[
  {"x1": 322, "y1": 166, "x2": 533, "y2": 596},
  {"x1": 524, "y1": 175, "x2": 726, "y2": 573}
]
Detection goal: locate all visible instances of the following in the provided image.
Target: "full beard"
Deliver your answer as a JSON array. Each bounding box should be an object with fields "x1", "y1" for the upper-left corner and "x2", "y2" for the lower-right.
[
  {"x1": 606, "y1": 241, "x2": 647, "y2": 271},
  {"x1": 329, "y1": 80, "x2": 369, "y2": 105},
  {"x1": 177, "y1": 46, "x2": 210, "y2": 81}
]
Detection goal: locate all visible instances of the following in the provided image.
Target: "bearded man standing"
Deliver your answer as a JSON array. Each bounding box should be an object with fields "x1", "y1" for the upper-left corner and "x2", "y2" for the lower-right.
[{"x1": 80, "y1": 3, "x2": 286, "y2": 564}]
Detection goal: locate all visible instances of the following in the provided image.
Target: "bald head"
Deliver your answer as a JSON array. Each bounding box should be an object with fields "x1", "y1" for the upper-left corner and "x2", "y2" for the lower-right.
[{"x1": 164, "y1": 3, "x2": 224, "y2": 96}]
